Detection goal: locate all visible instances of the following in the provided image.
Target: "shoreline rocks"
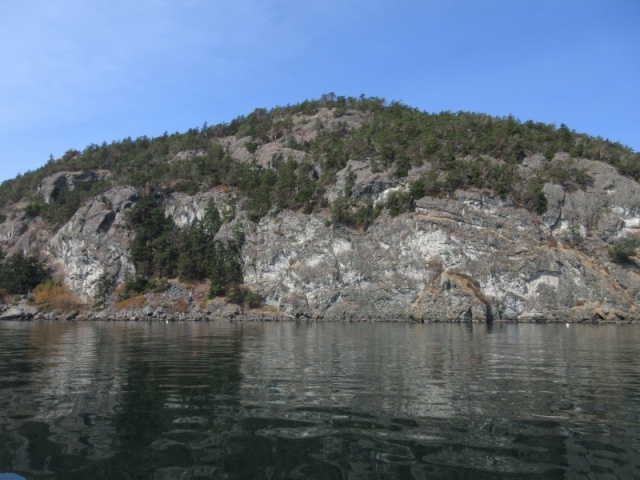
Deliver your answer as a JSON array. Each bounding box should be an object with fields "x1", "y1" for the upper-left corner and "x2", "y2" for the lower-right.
[{"x1": 1, "y1": 304, "x2": 636, "y2": 324}]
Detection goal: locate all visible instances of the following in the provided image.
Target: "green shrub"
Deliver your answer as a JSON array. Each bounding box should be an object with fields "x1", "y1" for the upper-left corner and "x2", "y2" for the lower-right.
[
  {"x1": 224, "y1": 285, "x2": 263, "y2": 308},
  {"x1": 209, "y1": 283, "x2": 226, "y2": 298},
  {"x1": 386, "y1": 191, "x2": 413, "y2": 217},
  {"x1": 520, "y1": 179, "x2": 548, "y2": 214},
  {"x1": 331, "y1": 197, "x2": 380, "y2": 230},
  {"x1": 25, "y1": 201, "x2": 43, "y2": 218},
  {"x1": 344, "y1": 167, "x2": 356, "y2": 197},
  {"x1": 244, "y1": 289, "x2": 263, "y2": 309},
  {"x1": 608, "y1": 239, "x2": 639, "y2": 264},
  {"x1": 245, "y1": 141, "x2": 258, "y2": 154},
  {"x1": 151, "y1": 278, "x2": 170, "y2": 293},
  {"x1": 93, "y1": 273, "x2": 113, "y2": 309},
  {"x1": 119, "y1": 274, "x2": 150, "y2": 299}
]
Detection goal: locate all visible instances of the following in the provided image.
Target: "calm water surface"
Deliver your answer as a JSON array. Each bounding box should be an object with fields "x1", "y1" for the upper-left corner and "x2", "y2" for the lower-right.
[{"x1": 0, "y1": 321, "x2": 639, "y2": 479}]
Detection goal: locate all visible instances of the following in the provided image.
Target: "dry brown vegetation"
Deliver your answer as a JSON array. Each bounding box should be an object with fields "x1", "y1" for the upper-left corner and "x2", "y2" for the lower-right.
[
  {"x1": 166, "y1": 299, "x2": 189, "y2": 314},
  {"x1": 33, "y1": 280, "x2": 84, "y2": 312},
  {"x1": 113, "y1": 294, "x2": 146, "y2": 310},
  {"x1": 445, "y1": 271, "x2": 490, "y2": 306}
]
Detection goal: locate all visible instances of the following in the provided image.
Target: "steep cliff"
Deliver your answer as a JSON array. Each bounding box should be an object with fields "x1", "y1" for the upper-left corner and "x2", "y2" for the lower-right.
[
  {"x1": 47, "y1": 186, "x2": 138, "y2": 298},
  {"x1": 240, "y1": 163, "x2": 640, "y2": 322},
  {"x1": 0, "y1": 97, "x2": 638, "y2": 322}
]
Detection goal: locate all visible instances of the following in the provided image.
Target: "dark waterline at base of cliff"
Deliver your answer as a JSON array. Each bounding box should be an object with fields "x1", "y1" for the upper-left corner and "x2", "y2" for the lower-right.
[
  {"x1": 1, "y1": 308, "x2": 638, "y2": 324},
  {"x1": 1, "y1": 321, "x2": 639, "y2": 479}
]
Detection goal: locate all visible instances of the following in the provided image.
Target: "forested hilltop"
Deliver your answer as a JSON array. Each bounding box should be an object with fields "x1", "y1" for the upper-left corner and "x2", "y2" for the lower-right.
[
  {"x1": 2, "y1": 94, "x2": 639, "y2": 216},
  {"x1": 1, "y1": 94, "x2": 639, "y2": 322}
]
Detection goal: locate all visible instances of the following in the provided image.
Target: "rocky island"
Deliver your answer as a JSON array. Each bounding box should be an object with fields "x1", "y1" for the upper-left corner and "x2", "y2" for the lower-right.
[{"x1": 1, "y1": 95, "x2": 639, "y2": 323}]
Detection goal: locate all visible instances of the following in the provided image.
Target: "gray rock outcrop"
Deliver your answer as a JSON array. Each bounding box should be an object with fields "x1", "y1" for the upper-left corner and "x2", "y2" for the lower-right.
[
  {"x1": 38, "y1": 170, "x2": 109, "y2": 204},
  {"x1": 1, "y1": 149, "x2": 639, "y2": 323},
  {"x1": 47, "y1": 186, "x2": 138, "y2": 299},
  {"x1": 0, "y1": 304, "x2": 38, "y2": 320},
  {"x1": 236, "y1": 192, "x2": 633, "y2": 321}
]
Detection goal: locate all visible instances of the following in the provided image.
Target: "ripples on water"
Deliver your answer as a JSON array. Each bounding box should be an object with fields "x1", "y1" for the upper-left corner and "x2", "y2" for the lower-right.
[{"x1": 0, "y1": 321, "x2": 639, "y2": 479}]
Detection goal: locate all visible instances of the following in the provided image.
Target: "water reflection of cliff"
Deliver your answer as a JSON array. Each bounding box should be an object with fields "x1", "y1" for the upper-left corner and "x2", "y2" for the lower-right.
[
  {"x1": 237, "y1": 323, "x2": 458, "y2": 419},
  {"x1": 235, "y1": 323, "x2": 640, "y2": 478},
  {"x1": 1, "y1": 322, "x2": 638, "y2": 478},
  {"x1": 0, "y1": 322, "x2": 245, "y2": 479},
  {"x1": 1, "y1": 323, "x2": 118, "y2": 471}
]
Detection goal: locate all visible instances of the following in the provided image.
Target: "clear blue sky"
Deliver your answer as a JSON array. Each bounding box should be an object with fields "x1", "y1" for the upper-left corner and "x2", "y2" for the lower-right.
[{"x1": 1, "y1": 1, "x2": 638, "y2": 183}]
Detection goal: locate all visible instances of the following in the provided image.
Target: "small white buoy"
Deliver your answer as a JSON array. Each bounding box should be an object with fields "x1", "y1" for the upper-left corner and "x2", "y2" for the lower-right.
[{"x1": 566, "y1": 323, "x2": 570, "y2": 327}]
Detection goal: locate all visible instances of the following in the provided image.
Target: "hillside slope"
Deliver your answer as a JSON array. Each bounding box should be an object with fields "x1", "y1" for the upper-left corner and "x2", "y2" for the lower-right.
[{"x1": 1, "y1": 95, "x2": 639, "y2": 322}]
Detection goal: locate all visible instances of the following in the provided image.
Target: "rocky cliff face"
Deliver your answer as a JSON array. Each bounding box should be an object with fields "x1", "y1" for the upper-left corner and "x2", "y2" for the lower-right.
[
  {"x1": 47, "y1": 186, "x2": 138, "y2": 298},
  {"x1": 240, "y1": 190, "x2": 635, "y2": 322},
  {"x1": 1, "y1": 132, "x2": 638, "y2": 323},
  {"x1": 38, "y1": 170, "x2": 110, "y2": 204}
]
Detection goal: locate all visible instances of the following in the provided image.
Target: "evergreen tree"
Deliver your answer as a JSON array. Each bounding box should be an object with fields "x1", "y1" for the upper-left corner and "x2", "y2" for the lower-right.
[
  {"x1": 128, "y1": 195, "x2": 178, "y2": 278},
  {"x1": 177, "y1": 200, "x2": 222, "y2": 281},
  {"x1": 0, "y1": 251, "x2": 49, "y2": 295}
]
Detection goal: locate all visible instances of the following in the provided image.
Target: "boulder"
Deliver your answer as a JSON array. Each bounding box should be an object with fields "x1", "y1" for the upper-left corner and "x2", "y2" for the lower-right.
[{"x1": 0, "y1": 304, "x2": 38, "y2": 320}]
